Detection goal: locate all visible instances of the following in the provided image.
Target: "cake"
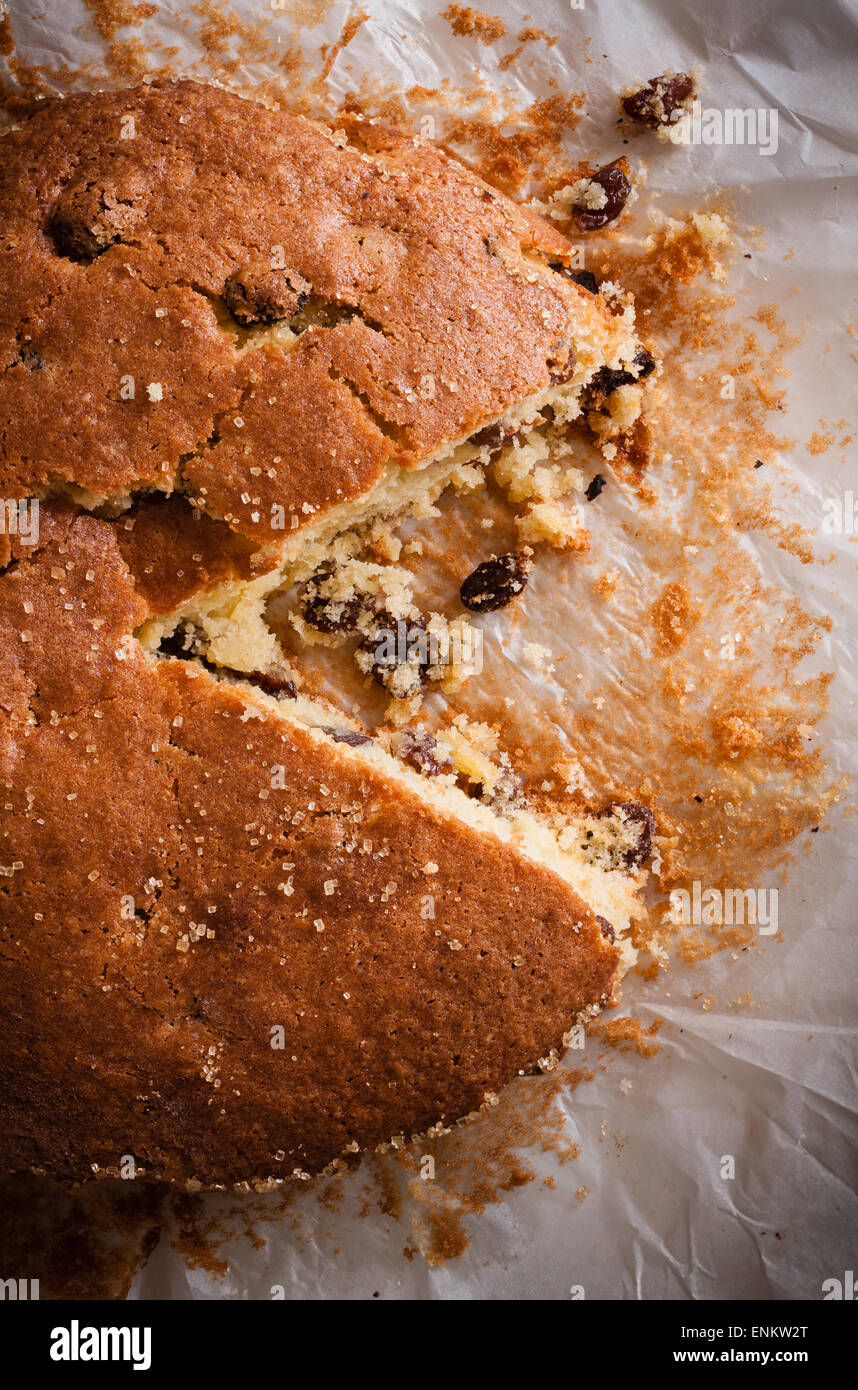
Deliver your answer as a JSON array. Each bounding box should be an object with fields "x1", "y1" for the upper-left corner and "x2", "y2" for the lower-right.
[{"x1": 0, "y1": 80, "x2": 654, "y2": 1188}]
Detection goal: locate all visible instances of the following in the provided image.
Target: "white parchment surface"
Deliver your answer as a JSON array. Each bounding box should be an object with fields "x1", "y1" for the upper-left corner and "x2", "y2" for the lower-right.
[{"x1": 2, "y1": 0, "x2": 856, "y2": 1300}]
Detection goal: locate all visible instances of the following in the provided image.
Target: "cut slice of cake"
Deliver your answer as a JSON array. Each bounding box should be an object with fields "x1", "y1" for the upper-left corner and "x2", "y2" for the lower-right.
[
  {"x1": 0, "y1": 509, "x2": 645, "y2": 1188},
  {"x1": 0, "y1": 80, "x2": 652, "y2": 560}
]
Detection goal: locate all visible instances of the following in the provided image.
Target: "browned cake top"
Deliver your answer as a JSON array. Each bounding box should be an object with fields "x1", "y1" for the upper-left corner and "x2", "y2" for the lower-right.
[
  {"x1": 0, "y1": 507, "x2": 619, "y2": 1186},
  {"x1": 0, "y1": 79, "x2": 614, "y2": 547}
]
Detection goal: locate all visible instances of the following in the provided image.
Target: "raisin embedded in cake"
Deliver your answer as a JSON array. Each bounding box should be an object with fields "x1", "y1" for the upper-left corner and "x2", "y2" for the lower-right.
[
  {"x1": 572, "y1": 162, "x2": 633, "y2": 232},
  {"x1": 222, "y1": 261, "x2": 312, "y2": 328},
  {"x1": 619, "y1": 70, "x2": 701, "y2": 141}
]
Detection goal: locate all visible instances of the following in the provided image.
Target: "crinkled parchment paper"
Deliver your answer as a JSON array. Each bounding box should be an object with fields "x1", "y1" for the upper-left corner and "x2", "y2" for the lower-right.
[{"x1": 1, "y1": 0, "x2": 856, "y2": 1299}]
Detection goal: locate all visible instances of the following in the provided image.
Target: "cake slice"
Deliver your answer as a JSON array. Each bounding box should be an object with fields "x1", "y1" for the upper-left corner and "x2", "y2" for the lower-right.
[{"x1": 0, "y1": 507, "x2": 645, "y2": 1188}]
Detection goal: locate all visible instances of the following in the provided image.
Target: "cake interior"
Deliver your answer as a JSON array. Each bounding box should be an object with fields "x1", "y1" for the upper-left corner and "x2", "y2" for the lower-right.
[{"x1": 136, "y1": 363, "x2": 647, "y2": 677}]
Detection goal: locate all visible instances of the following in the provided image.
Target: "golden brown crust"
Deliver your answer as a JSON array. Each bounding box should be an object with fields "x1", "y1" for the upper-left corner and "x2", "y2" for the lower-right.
[
  {"x1": 181, "y1": 340, "x2": 392, "y2": 545},
  {"x1": 0, "y1": 509, "x2": 619, "y2": 1186},
  {"x1": 0, "y1": 80, "x2": 630, "y2": 545},
  {"x1": 111, "y1": 495, "x2": 260, "y2": 615}
]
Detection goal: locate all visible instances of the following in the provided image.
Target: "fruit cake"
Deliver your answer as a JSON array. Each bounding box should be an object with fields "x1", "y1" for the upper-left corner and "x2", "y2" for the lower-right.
[{"x1": 0, "y1": 81, "x2": 654, "y2": 1187}]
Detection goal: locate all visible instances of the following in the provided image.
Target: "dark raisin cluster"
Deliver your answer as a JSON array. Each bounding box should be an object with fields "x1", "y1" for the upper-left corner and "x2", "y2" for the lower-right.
[
  {"x1": 459, "y1": 552, "x2": 532, "y2": 613},
  {"x1": 50, "y1": 179, "x2": 145, "y2": 261},
  {"x1": 298, "y1": 564, "x2": 367, "y2": 635},
  {"x1": 621, "y1": 73, "x2": 695, "y2": 128},
  {"x1": 357, "y1": 611, "x2": 430, "y2": 698},
  {"x1": 398, "y1": 728, "x2": 454, "y2": 777}
]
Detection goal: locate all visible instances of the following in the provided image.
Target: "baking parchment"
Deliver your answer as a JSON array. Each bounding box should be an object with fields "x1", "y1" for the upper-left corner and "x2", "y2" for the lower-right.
[{"x1": 1, "y1": 0, "x2": 856, "y2": 1300}]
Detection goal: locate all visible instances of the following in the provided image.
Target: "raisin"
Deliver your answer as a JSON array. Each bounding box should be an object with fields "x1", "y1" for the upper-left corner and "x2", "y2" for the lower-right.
[
  {"x1": 621, "y1": 72, "x2": 695, "y2": 128},
  {"x1": 588, "y1": 367, "x2": 623, "y2": 399},
  {"x1": 587, "y1": 347, "x2": 656, "y2": 403},
  {"x1": 572, "y1": 269, "x2": 599, "y2": 292},
  {"x1": 632, "y1": 347, "x2": 656, "y2": 380},
  {"x1": 600, "y1": 801, "x2": 655, "y2": 867},
  {"x1": 550, "y1": 262, "x2": 599, "y2": 293},
  {"x1": 302, "y1": 591, "x2": 364, "y2": 634},
  {"x1": 223, "y1": 260, "x2": 311, "y2": 327},
  {"x1": 398, "y1": 729, "x2": 453, "y2": 777},
  {"x1": 298, "y1": 565, "x2": 364, "y2": 635},
  {"x1": 158, "y1": 622, "x2": 206, "y2": 659},
  {"x1": 474, "y1": 766, "x2": 526, "y2": 810},
  {"x1": 49, "y1": 179, "x2": 145, "y2": 261},
  {"x1": 595, "y1": 915, "x2": 616, "y2": 944},
  {"x1": 460, "y1": 551, "x2": 532, "y2": 613},
  {"x1": 470, "y1": 421, "x2": 520, "y2": 455},
  {"x1": 248, "y1": 666, "x2": 298, "y2": 698},
  {"x1": 556, "y1": 266, "x2": 599, "y2": 294},
  {"x1": 585, "y1": 474, "x2": 607, "y2": 501},
  {"x1": 322, "y1": 726, "x2": 373, "y2": 746},
  {"x1": 575, "y1": 162, "x2": 632, "y2": 232},
  {"x1": 548, "y1": 345, "x2": 577, "y2": 385},
  {"x1": 357, "y1": 610, "x2": 429, "y2": 697},
  {"x1": 207, "y1": 663, "x2": 297, "y2": 697}
]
